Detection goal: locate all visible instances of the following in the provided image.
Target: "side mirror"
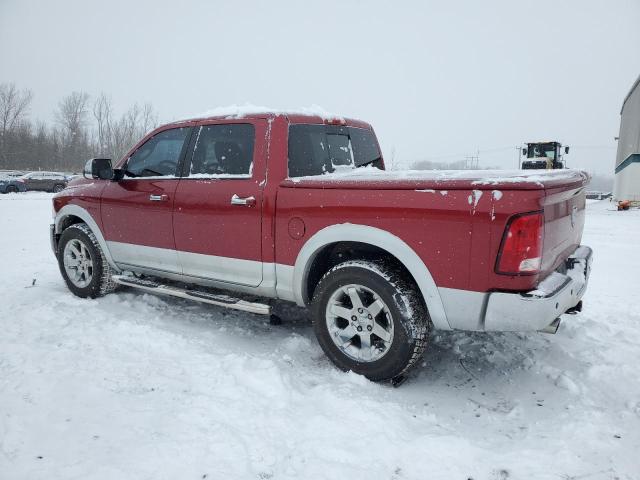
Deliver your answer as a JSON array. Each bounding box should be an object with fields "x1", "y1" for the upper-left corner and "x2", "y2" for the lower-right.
[
  {"x1": 564, "y1": 146, "x2": 570, "y2": 154},
  {"x1": 83, "y1": 158, "x2": 113, "y2": 180},
  {"x1": 522, "y1": 148, "x2": 527, "y2": 156}
]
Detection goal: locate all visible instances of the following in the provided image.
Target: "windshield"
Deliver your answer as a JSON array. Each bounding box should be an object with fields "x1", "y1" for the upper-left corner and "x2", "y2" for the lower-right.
[
  {"x1": 288, "y1": 124, "x2": 382, "y2": 177},
  {"x1": 527, "y1": 143, "x2": 557, "y2": 160}
]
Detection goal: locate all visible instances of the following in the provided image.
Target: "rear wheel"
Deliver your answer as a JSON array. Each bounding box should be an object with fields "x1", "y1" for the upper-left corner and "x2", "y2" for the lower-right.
[
  {"x1": 52, "y1": 184, "x2": 65, "y2": 193},
  {"x1": 311, "y1": 260, "x2": 430, "y2": 382},
  {"x1": 57, "y1": 223, "x2": 117, "y2": 298}
]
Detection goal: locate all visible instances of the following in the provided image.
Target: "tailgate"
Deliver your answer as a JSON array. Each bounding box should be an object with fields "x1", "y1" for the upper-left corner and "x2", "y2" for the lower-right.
[{"x1": 540, "y1": 182, "x2": 587, "y2": 275}]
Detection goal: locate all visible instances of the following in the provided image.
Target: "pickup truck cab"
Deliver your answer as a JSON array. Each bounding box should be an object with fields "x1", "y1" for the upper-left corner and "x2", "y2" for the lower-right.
[{"x1": 51, "y1": 110, "x2": 592, "y2": 382}]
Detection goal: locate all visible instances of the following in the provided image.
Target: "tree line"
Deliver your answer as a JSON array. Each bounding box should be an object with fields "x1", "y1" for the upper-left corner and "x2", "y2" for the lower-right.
[{"x1": 0, "y1": 82, "x2": 158, "y2": 172}]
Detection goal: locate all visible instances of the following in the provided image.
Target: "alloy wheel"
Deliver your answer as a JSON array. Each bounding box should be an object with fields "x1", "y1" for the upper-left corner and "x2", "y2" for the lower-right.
[
  {"x1": 325, "y1": 283, "x2": 394, "y2": 362},
  {"x1": 63, "y1": 239, "x2": 94, "y2": 288}
]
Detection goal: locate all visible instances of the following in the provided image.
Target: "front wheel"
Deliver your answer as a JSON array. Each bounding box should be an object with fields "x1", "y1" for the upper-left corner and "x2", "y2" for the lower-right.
[
  {"x1": 57, "y1": 223, "x2": 117, "y2": 298},
  {"x1": 311, "y1": 260, "x2": 430, "y2": 382}
]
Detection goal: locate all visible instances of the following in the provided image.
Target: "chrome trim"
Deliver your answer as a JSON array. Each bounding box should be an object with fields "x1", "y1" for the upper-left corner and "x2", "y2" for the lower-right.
[
  {"x1": 149, "y1": 194, "x2": 168, "y2": 201},
  {"x1": 112, "y1": 275, "x2": 272, "y2": 315},
  {"x1": 230, "y1": 194, "x2": 256, "y2": 206},
  {"x1": 484, "y1": 245, "x2": 592, "y2": 331}
]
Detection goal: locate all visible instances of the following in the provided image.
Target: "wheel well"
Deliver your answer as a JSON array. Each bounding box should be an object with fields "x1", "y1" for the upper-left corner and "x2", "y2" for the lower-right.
[
  {"x1": 303, "y1": 241, "x2": 418, "y2": 305},
  {"x1": 58, "y1": 214, "x2": 85, "y2": 233}
]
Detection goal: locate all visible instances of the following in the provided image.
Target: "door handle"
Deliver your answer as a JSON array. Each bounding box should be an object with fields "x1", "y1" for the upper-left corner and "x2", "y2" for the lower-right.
[
  {"x1": 230, "y1": 194, "x2": 256, "y2": 206},
  {"x1": 149, "y1": 194, "x2": 169, "y2": 202}
]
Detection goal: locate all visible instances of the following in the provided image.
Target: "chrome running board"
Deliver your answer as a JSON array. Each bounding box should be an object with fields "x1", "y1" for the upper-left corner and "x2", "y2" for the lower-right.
[{"x1": 112, "y1": 275, "x2": 271, "y2": 315}]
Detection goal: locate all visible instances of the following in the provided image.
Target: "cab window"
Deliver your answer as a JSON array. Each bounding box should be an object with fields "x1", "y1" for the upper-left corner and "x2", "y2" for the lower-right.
[
  {"x1": 287, "y1": 124, "x2": 382, "y2": 177},
  {"x1": 125, "y1": 127, "x2": 190, "y2": 178},
  {"x1": 189, "y1": 124, "x2": 255, "y2": 177}
]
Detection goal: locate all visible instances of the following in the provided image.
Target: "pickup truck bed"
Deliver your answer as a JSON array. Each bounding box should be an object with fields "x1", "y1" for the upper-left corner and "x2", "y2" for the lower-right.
[{"x1": 278, "y1": 167, "x2": 590, "y2": 331}]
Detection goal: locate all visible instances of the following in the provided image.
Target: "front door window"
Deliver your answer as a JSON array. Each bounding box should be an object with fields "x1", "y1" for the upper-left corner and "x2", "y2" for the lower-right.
[{"x1": 125, "y1": 127, "x2": 191, "y2": 178}]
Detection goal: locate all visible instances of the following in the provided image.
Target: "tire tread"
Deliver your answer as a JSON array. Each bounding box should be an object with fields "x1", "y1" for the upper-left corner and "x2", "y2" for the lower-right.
[
  {"x1": 60, "y1": 223, "x2": 117, "y2": 297},
  {"x1": 311, "y1": 259, "x2": 430, "y2": 382}
]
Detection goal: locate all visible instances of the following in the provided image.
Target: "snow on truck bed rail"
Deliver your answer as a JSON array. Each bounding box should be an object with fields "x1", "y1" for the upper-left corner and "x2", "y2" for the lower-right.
[{"x1": 286, "y1": 166, "x2": 589, "y2": 189}]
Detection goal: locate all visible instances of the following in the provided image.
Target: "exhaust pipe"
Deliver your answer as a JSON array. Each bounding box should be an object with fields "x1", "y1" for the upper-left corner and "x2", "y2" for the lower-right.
[
  {"x1": 565, "y1": 300, "x2": 582, "y2": 315},
  {"x1": 539, "y1": 317, "x2": 561, "y2": 334}
]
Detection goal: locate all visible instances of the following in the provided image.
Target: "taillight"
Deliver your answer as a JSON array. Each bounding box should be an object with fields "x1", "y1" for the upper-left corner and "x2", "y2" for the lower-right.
[{"x1": 496, "y1": 211, "x2": 544, "y2": 275}]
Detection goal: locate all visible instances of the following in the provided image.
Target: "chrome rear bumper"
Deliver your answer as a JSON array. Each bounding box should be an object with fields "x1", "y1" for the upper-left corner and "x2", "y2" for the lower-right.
[{"x1": 484, "y1": 245, "x2": 593, "y2": 331}]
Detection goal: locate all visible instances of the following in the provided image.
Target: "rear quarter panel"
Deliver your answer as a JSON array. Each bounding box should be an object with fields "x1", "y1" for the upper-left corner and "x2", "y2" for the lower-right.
[{"x1": 275, "y1": 185, "x2": 546, "y2": 293}]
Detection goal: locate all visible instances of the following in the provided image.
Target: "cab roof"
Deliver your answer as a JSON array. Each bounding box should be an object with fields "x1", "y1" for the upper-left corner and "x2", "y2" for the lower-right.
[{"x1": 169, "y1": 106, "x2": 372, "y2": 129}]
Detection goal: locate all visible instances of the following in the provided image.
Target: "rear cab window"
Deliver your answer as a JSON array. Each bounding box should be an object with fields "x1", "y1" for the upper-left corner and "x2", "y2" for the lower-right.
[{"x1": 287, "y1": 124, "x2": 382, "y2": 178}]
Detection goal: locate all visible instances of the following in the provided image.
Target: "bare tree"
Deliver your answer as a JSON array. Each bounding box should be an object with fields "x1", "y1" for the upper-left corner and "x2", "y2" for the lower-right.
[
  {"x1": 93, "y1": 92, "x2": 113, "y2": 156},
  {"x1": 56, "y1": 91, "x2": 90, "y2": 139},
  {"x1": 139, "y1": 102, "x2": 157, "y2": 136},
  {"x1": 92, "y1": 98, "x2": 158, "y2": 161},
  {"x1": 56, "y1": 91, "x2": 91, "y2": 164},
  {"x1": 0, "y1": 83, "x2": 33, "y2": 167},
  {"x1": 1, "y1": 84, "x2": 159, "y2": 172}
]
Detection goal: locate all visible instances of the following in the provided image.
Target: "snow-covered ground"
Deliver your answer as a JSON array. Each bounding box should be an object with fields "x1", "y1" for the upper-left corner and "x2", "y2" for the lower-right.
[{"x1": 1, "y1": 193, "x2": 639, "y2": 480}]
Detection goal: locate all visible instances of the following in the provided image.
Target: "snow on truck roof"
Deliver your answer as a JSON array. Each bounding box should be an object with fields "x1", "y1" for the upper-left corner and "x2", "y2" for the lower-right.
[{"x1": 176, "y1": 104, "x2": 364, "y2": 124}]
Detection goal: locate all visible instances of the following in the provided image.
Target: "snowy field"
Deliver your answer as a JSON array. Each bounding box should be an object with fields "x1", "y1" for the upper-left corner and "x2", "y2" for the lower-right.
[{"x1": 1, "y1": 193, "x2": 639, "y2": 480}]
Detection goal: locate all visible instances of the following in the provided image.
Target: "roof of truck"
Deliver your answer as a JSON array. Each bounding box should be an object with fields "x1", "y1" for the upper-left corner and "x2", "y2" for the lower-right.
[{"x1": 174, "y1": 105, "x2": 372, "y2": 129}]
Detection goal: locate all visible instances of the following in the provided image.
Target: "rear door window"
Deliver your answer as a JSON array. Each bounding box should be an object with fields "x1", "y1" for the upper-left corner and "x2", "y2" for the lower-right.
[
  {"x1": 188, "y1": 124, "x2": 255, "y2": 177},
  {"x1": 288, "y1": 124, "x2": 382, "y2": 177}
]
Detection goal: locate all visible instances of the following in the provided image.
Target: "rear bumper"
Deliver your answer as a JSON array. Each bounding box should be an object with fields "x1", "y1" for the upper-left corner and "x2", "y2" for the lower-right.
[{"x1": 484, "y1": 245, "x2": 593, "y2": 331}]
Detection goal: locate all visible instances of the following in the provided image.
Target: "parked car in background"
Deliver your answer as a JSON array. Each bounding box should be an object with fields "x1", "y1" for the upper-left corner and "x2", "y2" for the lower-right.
[
  {"x1": 17, "y1": 171, "x2": 68, "y2": 192},
  {"x1": 0, "y1": 175, "x2": 28, "y2": 193},
  {"x1": 0, "y1": 170, "x2": 26, "y2": 178}
]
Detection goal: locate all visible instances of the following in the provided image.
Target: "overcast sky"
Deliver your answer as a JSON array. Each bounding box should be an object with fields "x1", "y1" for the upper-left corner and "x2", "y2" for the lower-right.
[{"x1": 1, "y1": 0, "x2": 639, "y2": 174}]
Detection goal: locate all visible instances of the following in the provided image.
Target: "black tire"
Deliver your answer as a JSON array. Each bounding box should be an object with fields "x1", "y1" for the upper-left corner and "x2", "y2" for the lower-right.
[
  {"x1": 52, "y1": 184, "x2": 65, "y2": 193},
  {"x1": 311, "y1": 260, "x2": 430, "y2": 382},
  {"x1": 57, "y1": 223, "x2": 117, "y2": 298},
  {"x1": 5, "y1": 185, "x2": 18, "y2": 193}
]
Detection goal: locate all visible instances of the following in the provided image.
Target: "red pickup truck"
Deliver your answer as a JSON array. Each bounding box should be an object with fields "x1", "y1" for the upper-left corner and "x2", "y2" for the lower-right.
[{"x1": 51, "y1": 110, "x2": 592, "y2": 383}]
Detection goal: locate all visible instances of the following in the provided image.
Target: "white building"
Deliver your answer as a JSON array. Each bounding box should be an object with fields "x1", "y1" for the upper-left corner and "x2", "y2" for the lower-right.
[{"x1": 614, "y1": 74, "x2": 640, "y2": 202}]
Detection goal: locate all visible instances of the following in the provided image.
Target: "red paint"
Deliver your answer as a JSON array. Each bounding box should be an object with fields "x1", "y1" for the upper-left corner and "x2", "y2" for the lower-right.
[
  {"x1": 101, "y1": 179, "x2": 179, "y2": 249},
  {"x1": 172, "y1": 118, "x2": 268, "y2": 263},
  {"x1": 54, "y1": 112, "x2": 588, "y2": 295}
]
